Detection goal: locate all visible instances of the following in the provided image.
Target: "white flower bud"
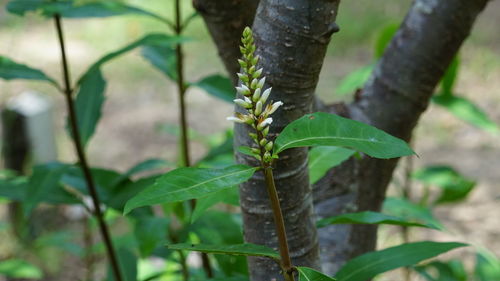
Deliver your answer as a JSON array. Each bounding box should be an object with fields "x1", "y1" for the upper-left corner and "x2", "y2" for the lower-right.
[
  {"x1": 263, "y1": 151, "x2": 272, "y2": 162},
  {"x1": 237, "y1": 73, "x2": 249, "y2": 83},
  {"x1": 254, "y1": 101, "x2": 263, "y2": 116},
  {"x1": 251, "y1": 55, "x2": 259, "y2": 66},
  {"x1": 257, "y1": 77, "x2": 266, "y2": 89},
  {"x1": 248, "y1": 65, "x2": 256, "y2": 75},
  {"x1": 236, "y1": 85, "x2": 251, "y2": 96},
  {"x1": 238, "y1": 59, "x2": 247, "y2": 68},
  {"x1": 253, "y1": 68, "x2": 263, "y2": 78},
  {"x1": 262, "y1": 126, "x2": 270, "y2": 137},
  {"x1": 250, "y1": 78, "x2": 258, "y2": 89},
  {"x1": 265, "y1": 141, "x2": 273, "y2": 152},
  {"x1": 234, "y1": 99, "x2": 252, "y2": 109},
  {"x1": 257, "y1": 118, "x2": 273, "y2": 130},
  {"x1": 267, "y1": 101, "x2": 283, "y2": 115},
  {"x1": 226, "y1": 116, "x2": 245, "y2": 123},
  {"x1": 260, "y1": 88, "x2": 272, "y2": 103},
  {"x1": 252, "y1": 88, "x2": 261, "y2": 102}
]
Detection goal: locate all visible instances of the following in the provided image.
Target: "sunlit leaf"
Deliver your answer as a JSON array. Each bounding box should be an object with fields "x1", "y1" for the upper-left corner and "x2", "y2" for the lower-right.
[
  {"x1": 167, "y1": 243, "x2": 280, "y2": 260},
  {"x1": 298, "y1": 267, "x2": 336, "y2": 281},
  {"x1": 274, "y1": 112, "x2": 414, "y2": 159},
  {"x1": 124, "y1": 165, "x2": 258, "y2": 214},
  {"x1": 415, "y1": 260, "x2": 467, "y2": 281},
  {"x1": 317, "y1": 211, "x2": 439, "y2": 230},
  {"x1": 433, "y1": 94, "x2": 499, "y2": 134},
  {"x1": 0, "y1": 55, "x2": 58, "y2": 86},
  {"x1": 193, "y1": 74, "x2": 234, "y2": 103},
  {"x1": 336, "y1": 65, "x2": 374, "y2": 96},
  {"x1": 413, "y1": 165, "x2": 475, "y2": 204},
  {"x1": 0, "y1": 259, "x2": 43, "y2": 279},
  {"x1": 335, "y1": 241, "x2": 467, "y2": 281},
  {"x1": 309, "y1": 147, "x2": 354, "y2": 184}
]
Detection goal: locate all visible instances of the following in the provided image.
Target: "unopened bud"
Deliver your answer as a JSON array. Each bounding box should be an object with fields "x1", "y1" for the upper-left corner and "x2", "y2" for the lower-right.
[
  {"x1": 262, "y1": 126, "x2": 270, "y2": 137},
  {"x1": 257, "y1": 118, "x2": 273, "y2": 130},
  {"x1": 234, "y1": 99, "x2": 252, "y2": 109},
  {"x1": 265, "y1": 141, "x2": 273, "y2": 152},
  {"x1": 237, "y1": 73, "x2": 249, "y2": 83},
  {"x1": 250, "y1": 78, "x2": 258, "y2": 89},
  {"x1": 236, "y1": 85, "x2": 251, "y2": 96},
  {"x1": 257, "y1": 77, "x2": 266, "y2": 89},
  {"x1": 238, "y1": 59, "x2": 247, "y2": 69},
  {"x1": 260, "y1": 88, "x2": 272, "y2": 103},
  {"x1": 253, "y1": 68, "x2": 263, "y2": 78},
  {"x1": 248, "y1": 65, "x2": 256, "y2": 75},
  {"x1": 267, "y1": 101, "x2": 283, "y2": 115},
  {"x1": 254, "y1": 101, "x2": 263, "y2": 116},
  {"x1": 259, "y1": 138, "x2": 268, "y2": 147},
  {"x1": 252, "y1": 88, "x2": 261, "y2": 102}
]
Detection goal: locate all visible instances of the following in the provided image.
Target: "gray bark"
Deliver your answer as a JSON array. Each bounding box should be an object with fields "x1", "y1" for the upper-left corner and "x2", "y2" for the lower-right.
[
  {"x1": 234, "y1": 1, "x2": 341, "y2": 280},
  {"x1": 192, "y1": 0, "x2": 260, "y2": 85},
  {"x1": 315, "y1": 0, "x2": 491, "y2": 274}
]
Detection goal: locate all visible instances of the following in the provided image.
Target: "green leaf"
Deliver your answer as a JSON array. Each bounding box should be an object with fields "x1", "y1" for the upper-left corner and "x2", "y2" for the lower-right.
[
  {"x1": 167, "y1": 243, "x2": 280, "y2": 260},
  {"x1": 193, "y1": 74, "x2": 235, "y2": 103},
  {"x1": 383, "y1": 197, "x2": 443, "y2": 230},
  {"x1": 316, "y1": 211, "x2": 439, "y2": 230},
  {"x1": 111, "y1": 158, "x2": 172, "y2": 186},
  {"x1": 413, "y1": 165, "x2": 475, "y2": 204},
  {"x1": 0, "y1": 55, "x2": 58, "y2": 86},
  {"x1": 141, "y1": 44, "x2": 177, "y2": 81},
  {"x1": 335, "y1": 241, "x2": 467, "y2": 281},
  {"x1": 274, "y1": 112, "x2": 414, "y2": 159},
  {"x1": 433, "y1": 94, "x2": 499, "y2": 134},
  {"x1": 309, "y1": 147, "x2": 354, "y2": 184},
  {"x1": 7, "y1": 0, "x2": 169, "y2": 23},
  {"x1": 134, "y1": 217, "x2": 169, "y2": 257},
  {"x1": 415, "y1": 260, "x2": 467, "y2": 281},
  {"x1": 73, "y1": 68, "x2": 106, "y2": 147},
  {"x1": 106, "y1": 248, "x2": 137, "y2": 281},
  {"x1": 124, "y1": 165, "x2": 258, "y2": 214},
  {"x1": 0, "y1": 176, "x2": 28, "y2": 201},
  {"x1": 191, "y1": 187, "x2": 239, "y2": 223},
  {"x1": 440, "y1": 56, "x2": 460, "y2": 96},
  {"x1": 23, "y1": 162, "x2": 70, "y2": 215},
  {"x1": 475, "y1": 249, "x2": 500, "y2": 281},
  {"x1": 191, "y1": 211, "x2": 248, "y2": 276},
  {"x1": 336, "y1": 64, "x2": 374, "y2": 96},
  {"x1": 298, "y1": 267, "x2": 336, "y2": 281},
  {"x1": 374, "y1": 23, "x2": 399, "y2": 58},
  {"x1": 0, "y1": 259, "x2": 43, "y2": 279}
]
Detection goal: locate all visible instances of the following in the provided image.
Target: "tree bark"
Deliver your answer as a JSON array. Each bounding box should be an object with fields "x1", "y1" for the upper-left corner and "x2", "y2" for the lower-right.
[
  {"x1": 233, "y1": 1, "x2": 340, "y2": 280},
  {"x1": 192, "y1": 0, "x2": 260, "y2": 85},
  {"x1": 314, "y1": 0, "x2": 491, "y2": 275}
]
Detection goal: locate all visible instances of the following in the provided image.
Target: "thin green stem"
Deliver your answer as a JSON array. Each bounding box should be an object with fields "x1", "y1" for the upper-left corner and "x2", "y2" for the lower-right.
[
  {"x1": 173, "y1": 0, "x2": 213, "y2": 277},
  {"x1": 53, "y1": 14, "x2": 123, "y2": 281},
  {"x1": 263, "y1": 167, "x2": 295, "y2": 281}
]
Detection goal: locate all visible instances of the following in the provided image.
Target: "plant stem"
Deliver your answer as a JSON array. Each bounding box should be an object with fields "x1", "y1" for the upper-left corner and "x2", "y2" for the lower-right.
[
  {"x1": 263, "y1": 167, "x2": 295, "y2": 281},
  {"x1": 53, "y1": 14, "x2": 123, "y2": 281},
  {"x1": 173, "y1": 0, "x2": 213, "y2": 277}
]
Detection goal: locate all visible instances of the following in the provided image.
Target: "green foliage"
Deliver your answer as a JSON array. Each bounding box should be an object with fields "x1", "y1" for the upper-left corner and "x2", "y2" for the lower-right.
[
  {"x1": 316, "y1": 211, "x2": 439, "y2": 230},
  {"x1": 191, "y1": 187, "x2": 239, "y2": 223},
  {"x1": 374, "y1": 23, "x2": 399, "y2": 58},
  {"x1": 106, "y1": 248, "x2": 138, "y2": 281},
  {"x1": 298, "y1": 267, "x2": 336, "y2": 281},
  {"x1": 383, "y1": 197, "x2": 444, "y2": 230},
  {"x1": 167, "y1": 243, "x2": 280, "y2": 260},
  {"x1": 433, "y1": 95, "x2": 499, "y2": 134},
  {"x1": 0, "y1": 259, "x2": 43, "y2": 279},
  {"x1": 193, "y1": 74, "x2": 235, "y2": 103},
  {"x1": 335, "y1": 64, "x2": 374, "y2": 96},
  {"x1": 0, "y1": 55, "x2": 58, "y2": 86},
  {"x1": 475, "y1": 249, "x2": 500, "y2": 281},
  {"x1": 308, "y1": 146, "x2": 354, "y2": 184},
  {"x1": 7, "y1": 0, "x2": 168, "y2": 23},
  {"x1": 413, "y1": 165, "x2": 476, "y2": 204},
  {"x1": 335, "y1": 241, "x2": 467, "y2": 281},
  {"x1": 440, "y1": 57, "x2": 460, "y2": 96},
  {"x1": 73, "y1": 68, "x2": 106, "y2": 146},
  {"x1": 141, "y1": 44, "x2": 178, "y2": 81},
  {"x1": 133, "y1": 216, "x2": 170, "y2": 258},
  {"x1": 124, "y1": 165, "x2": 258, "y2": 214},
  {"x1": 415, "y1": 260, "x2": 467, "y2": 281},
  {"x1": 274, "y1": 112, "x2": 414, "y2": 159}
]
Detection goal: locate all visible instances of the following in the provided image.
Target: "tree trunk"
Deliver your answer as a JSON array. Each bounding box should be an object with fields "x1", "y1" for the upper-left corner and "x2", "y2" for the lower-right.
[
  {"x1": 233, "y1": 1, "x2": 340, "y2": 280},
  {"x1": 315, "y1": 0, "x2": 491, "y2": 274}
]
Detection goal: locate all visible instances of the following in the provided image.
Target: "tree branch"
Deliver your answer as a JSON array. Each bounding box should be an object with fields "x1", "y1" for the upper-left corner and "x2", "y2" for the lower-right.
[
  {"x1": 234, "y1": 1, "x2": 340, "y2": 280},
  {"x1": 315, "y1": 0, "x2": 491, "y2": 274}
]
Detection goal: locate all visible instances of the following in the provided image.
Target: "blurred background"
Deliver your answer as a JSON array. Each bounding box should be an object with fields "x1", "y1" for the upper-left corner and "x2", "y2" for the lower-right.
[{"x1": 0, "y1": 0, "x2": 499, "y2": 280}]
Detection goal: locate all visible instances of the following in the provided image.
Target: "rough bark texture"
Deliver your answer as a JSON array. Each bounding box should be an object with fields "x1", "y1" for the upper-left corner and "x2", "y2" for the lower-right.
[
  {"x1": 233, "y1": 1, "x2": 341, "y2": 280},
  {"x1": 315, "y1": 0, "x2": 491, "y2": 275},
  {"x1": 192, "y1": 0, "x2": 260, "y2": 85}
]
